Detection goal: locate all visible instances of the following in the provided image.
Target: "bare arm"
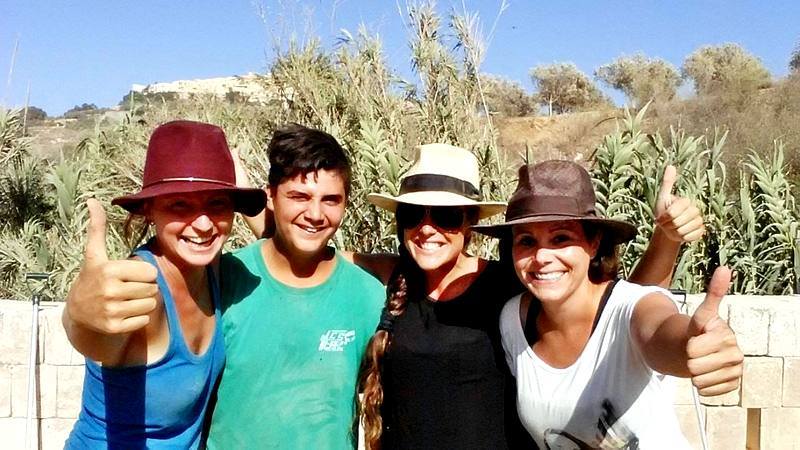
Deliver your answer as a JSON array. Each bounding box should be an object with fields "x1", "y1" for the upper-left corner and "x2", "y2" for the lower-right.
[
  {"x1": 231, "y1": 147, "x2": 272, "y2": 239},
  {"x1": 62, "y1": 199, "x2": 158, "y2": 365},
  {"x1": 628, "y1": 165, "x2": 705, "y2": 287},
  {"x1": 630, "y1": 292, "x2": 691, "y2": 376},
  {"x1": 342, "y1": 251, "x2": 398, "y2": 285},
  {"x1": 630, "y1": 267, "x2": 742, "y2": 396},
  {"x1": 628, "y1": 227, "x2": 682, "y2": 287}
]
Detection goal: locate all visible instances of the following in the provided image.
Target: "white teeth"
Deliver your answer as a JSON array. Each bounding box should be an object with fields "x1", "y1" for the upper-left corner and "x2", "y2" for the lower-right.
[
  {"x1": 534, "y1": 272, "x2": 563, "y2": 281},
  {"x1": 183, "y1": 236, "x2": 213, "y2": 245},
  {"x1": 420, "y1": 242, "x2": 442, "y2": 250},
  {"x1": 299, "y1": 225, "x2": 321, "y2": 233}
]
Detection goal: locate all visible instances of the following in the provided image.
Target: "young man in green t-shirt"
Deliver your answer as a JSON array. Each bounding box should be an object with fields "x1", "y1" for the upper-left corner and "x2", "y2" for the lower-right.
[{"x1": 205, "y1": 124, "x2": 385, "y2": 448}]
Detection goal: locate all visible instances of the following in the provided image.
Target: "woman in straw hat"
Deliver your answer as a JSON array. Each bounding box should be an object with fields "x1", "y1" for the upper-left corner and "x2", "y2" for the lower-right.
[
  {"x1": 357, "y1": 145, "x2": 709, "y2": 449},
  {"x1": 63, "y1": 120, "x2": 266, "y2": 449},
  {"x1": 473, "y1": 161, "x2": 743, "y2": 449}
]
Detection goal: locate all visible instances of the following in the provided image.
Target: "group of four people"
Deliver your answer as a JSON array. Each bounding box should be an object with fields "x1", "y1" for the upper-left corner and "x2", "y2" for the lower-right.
[{"x1": 62, "y1": 120, "x2": 743, "y2": 449}]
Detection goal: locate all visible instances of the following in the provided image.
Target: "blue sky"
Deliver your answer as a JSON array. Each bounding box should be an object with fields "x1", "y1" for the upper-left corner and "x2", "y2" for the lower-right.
[{"x1": 2, "y1": 1, "x2": 798, "y2": 116}]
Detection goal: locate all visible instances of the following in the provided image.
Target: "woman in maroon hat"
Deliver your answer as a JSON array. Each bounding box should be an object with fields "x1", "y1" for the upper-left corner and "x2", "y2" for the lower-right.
[
  {"x1": 473, "y1": 160, "x2": 743, "y2": 449},
  {"x1": 63, "y1": 120, "x2": 266, "y2": 449}
]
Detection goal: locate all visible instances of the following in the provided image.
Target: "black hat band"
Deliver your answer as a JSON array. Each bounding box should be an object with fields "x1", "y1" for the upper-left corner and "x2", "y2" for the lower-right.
[{"x1": 400, "y1": 174, "x2": 481, "y2": 200}]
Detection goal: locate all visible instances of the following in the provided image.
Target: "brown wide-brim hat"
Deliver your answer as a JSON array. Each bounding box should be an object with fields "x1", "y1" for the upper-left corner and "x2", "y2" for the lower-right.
[
  {"x1": 472, "y1": 160, "x2": 637, "y2": 244},
  {"x1": 112, "y1": 120, "x2": 267, "y2": 217},
  {"x1": 367, "y1": 143, "x2": 506, "y2": 220}
]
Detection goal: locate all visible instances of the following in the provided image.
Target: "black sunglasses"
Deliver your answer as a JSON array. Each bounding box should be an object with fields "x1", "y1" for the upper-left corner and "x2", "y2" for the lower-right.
[{"x1": 396, "y1": 204, "x2": 467, "y2": 230}]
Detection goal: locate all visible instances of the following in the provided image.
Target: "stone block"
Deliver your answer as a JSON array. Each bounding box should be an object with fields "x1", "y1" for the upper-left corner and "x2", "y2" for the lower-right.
[
  {"x1": 706, "y1": 406, "x2": 747, "y2": 449},
  {"x1": 760, "y1": 407, "x2": 800, "y2": 450},
  {"x1": 0, "y1": 365, "x2": 10, "y2": 417},
  {"x1": 741, "y1": 357, "x2": 783, "y2": 408},
  {"x1": 769, "y1": 302, "x2": 800, "y2": 356},
  {"x1": 56, "y1": 366, "x2": 84, "y2": 418},
  {"x1": 38, "y1": 364, "x2": 58, "y2": 418},
  {"x1": 728, "y1": 301, "x2": 770, "y2": 356},
  {"x1": 41, "y1": 417, "x2": 75, "y2": 450},
  {"x1": 0, "y1": 306, "x2": 37, "y2": 365},
  {"x1": 0, "y1": 417, "x2": 27, "y2": 450},
  {"x1": 10, "y1": 364, "x2": 31, "y2": 418},
  {"x1": 785, "y1": 357, "x2": 800, "y2": 407},
  {"x1": 672, "y1": 377, "x2": 695, "y2": 406},
  {"x1": 7, "y1": 363, "x2": 59, "y2": 420},
  {"x1": 41, "y1": 306, "x2": 84, "y2": 366},
  {"x1": 673, "y1": 404, "x2": 704, "y2": 448}
]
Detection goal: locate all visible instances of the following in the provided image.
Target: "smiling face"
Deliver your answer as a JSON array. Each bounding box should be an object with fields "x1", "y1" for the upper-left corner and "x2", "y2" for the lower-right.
[
  {"x1": 268, "y1": 169, "x2": 347, "y2": 259},
  {"x1": 511, "y1": 220, "x2": 600, "y2": 304},
  {"x1": 147, "y1": 190, "x2": 234, "y2": 270},
  {"x1": 399, "y1": 205, "x2": 473, "y2": 275}
]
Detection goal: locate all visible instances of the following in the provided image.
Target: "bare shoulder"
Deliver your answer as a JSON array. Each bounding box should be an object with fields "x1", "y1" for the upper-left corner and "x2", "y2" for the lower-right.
[
  {"x1": 634, "y1": 291, "x2": 679, "y2": 315},
  {"x1": 631, "y1": 291, "x2": 681, "y2": 340}
]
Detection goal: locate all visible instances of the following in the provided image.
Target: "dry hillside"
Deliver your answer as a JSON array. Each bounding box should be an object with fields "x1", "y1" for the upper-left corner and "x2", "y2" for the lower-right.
[{"x1": 494, "y1": 110, "x2": 620, "y2": 165}]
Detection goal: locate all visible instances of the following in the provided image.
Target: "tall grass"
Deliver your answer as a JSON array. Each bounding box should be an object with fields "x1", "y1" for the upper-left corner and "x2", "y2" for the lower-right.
[
  {"x1": 1, "y1": 3, "x2": 797, "y2": 298},
  {"x1": 590, "y1": 105, "x2": 799, "y2": 294}
]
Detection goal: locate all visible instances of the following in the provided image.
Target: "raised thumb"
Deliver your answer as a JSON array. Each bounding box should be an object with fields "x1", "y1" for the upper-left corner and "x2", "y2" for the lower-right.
[
  {"x1": 689, "y1": 266, "x2": 732, "y2": 335},
  {"x1": 656, "y1": 165, "x2": 678, "y2": 215},
  {"x1": 84, "y1": 198, "x2": 109, "y2": 265}
]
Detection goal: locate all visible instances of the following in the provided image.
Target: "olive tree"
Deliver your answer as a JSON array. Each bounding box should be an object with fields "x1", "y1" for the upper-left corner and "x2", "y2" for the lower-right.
[
  {"x1": 595, "y1": 54, "x2": 681, "y2": 107},
  {"x1": 529, "y1": 62, "x2": 608, "y2": 115},
  {"x1": 480, "y1": 74, "x2": 535, "y2": 116},
  {"x1": 682, "y1": 43, "x2": 771, "y2": 94}
]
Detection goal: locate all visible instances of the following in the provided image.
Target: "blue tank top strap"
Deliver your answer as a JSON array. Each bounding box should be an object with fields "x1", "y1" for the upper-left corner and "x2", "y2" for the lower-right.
[{"x1": 133, "y1": 246, "x2": 184, "y2": 358}]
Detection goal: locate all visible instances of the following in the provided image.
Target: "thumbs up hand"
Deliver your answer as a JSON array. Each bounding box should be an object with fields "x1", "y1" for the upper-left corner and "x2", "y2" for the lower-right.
[
  {"x1": 655, "y1": 165, "x2": 705, "y2": 243},
  {"x1": 65, "y1": 199, "x2": 159, "y2": 335},
  {"x1": 686, "y1": 267, "x2": 744, "y2": 396}
]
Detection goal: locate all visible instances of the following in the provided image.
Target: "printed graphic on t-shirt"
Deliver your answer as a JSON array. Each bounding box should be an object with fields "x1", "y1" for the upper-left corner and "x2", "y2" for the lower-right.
[
  {"x1": 543, "y1": 399, "x2": 638, "y2": 450},
  {"x1": 318, "y1": 330, "x2": 356, "y2": 352}
]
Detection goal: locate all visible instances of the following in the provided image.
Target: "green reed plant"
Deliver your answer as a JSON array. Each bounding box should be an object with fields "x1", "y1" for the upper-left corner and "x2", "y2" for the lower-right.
[{"x1": 3, "y1": 4, "x2": 799, "y2": 298}]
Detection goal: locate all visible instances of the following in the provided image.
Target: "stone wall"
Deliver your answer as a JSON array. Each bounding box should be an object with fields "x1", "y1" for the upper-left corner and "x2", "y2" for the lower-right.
[
  {"x1": 1, "y1": 295, "x2": 798, "y2": 449},
  {"x1": 672, "y1": 294, "x2": 800, "y2": 449},
  {"x1": 0, "y1": 301, "x2": 85, "y2": 450}
]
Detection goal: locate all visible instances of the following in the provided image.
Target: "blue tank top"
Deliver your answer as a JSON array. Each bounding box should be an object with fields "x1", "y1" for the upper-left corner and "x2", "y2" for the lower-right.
[{"x1": 65, "y1": 246, "x2": 225, "y2": 449}]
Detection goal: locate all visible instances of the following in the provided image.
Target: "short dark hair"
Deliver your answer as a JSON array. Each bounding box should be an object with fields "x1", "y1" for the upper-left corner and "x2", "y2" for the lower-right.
[{"x1": 267, "y1": 123, "x2": 352, "y2": 196}]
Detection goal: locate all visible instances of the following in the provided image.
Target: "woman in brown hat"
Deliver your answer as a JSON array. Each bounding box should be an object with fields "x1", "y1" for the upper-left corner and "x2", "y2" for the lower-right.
[
  {"x1": 358, "y1": 146, "x2": 709, "y2": 449},
  {"x1": 474, "y1": 160, "x2": 743, "y2": 449},
  {"x1": 63, "y1": 120, "x2": 266, "y2": 449}
]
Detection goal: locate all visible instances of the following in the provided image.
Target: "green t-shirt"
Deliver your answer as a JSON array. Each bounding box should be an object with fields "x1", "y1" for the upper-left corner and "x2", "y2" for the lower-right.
[{"x1": 206, "y1": 240, "x2": 384, "y2": 450}]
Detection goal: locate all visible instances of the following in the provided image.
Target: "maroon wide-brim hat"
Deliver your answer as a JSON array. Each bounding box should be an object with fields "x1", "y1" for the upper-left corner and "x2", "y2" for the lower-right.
[
  {"x1": 112, "y1": 120, "x2": 266, "y2": 216},
  {"x1": 472, "y1": 160, "x2": 637, "y2": 244}
]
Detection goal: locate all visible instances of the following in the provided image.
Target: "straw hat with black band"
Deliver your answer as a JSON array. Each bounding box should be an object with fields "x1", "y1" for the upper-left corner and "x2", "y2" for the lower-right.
[{"x1": 367, "y1": 143, "x2": 506, "y2": 219}]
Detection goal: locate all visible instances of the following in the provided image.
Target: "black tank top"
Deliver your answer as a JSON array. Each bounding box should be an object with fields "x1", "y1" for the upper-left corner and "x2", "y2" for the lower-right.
[{"x1": 381, "y1": 260, "x2": 536, "y2": 449}]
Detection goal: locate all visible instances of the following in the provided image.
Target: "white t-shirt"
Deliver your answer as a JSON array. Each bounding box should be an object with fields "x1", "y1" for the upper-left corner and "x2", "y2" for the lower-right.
[{"x1": 500, "y1": 280, "x2": 691, "y2": 450}]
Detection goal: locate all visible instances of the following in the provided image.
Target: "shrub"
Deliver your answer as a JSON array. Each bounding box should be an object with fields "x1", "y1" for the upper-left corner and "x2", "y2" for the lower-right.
[{"x1": 529, "y1": 62, "x2": 609, "y2": 115}]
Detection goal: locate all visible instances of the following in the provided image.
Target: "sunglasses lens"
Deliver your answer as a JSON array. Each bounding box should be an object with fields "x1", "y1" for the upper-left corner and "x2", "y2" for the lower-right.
[
  {"x1": 397, "y1": 205, "x2": 466, "y2": 230},
  {"x1": 396, "y1": 205, "x2": 426, "y2": 229},
  {"x1": 429, "y1": 207, "x2": 465, "y2": 230}
]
